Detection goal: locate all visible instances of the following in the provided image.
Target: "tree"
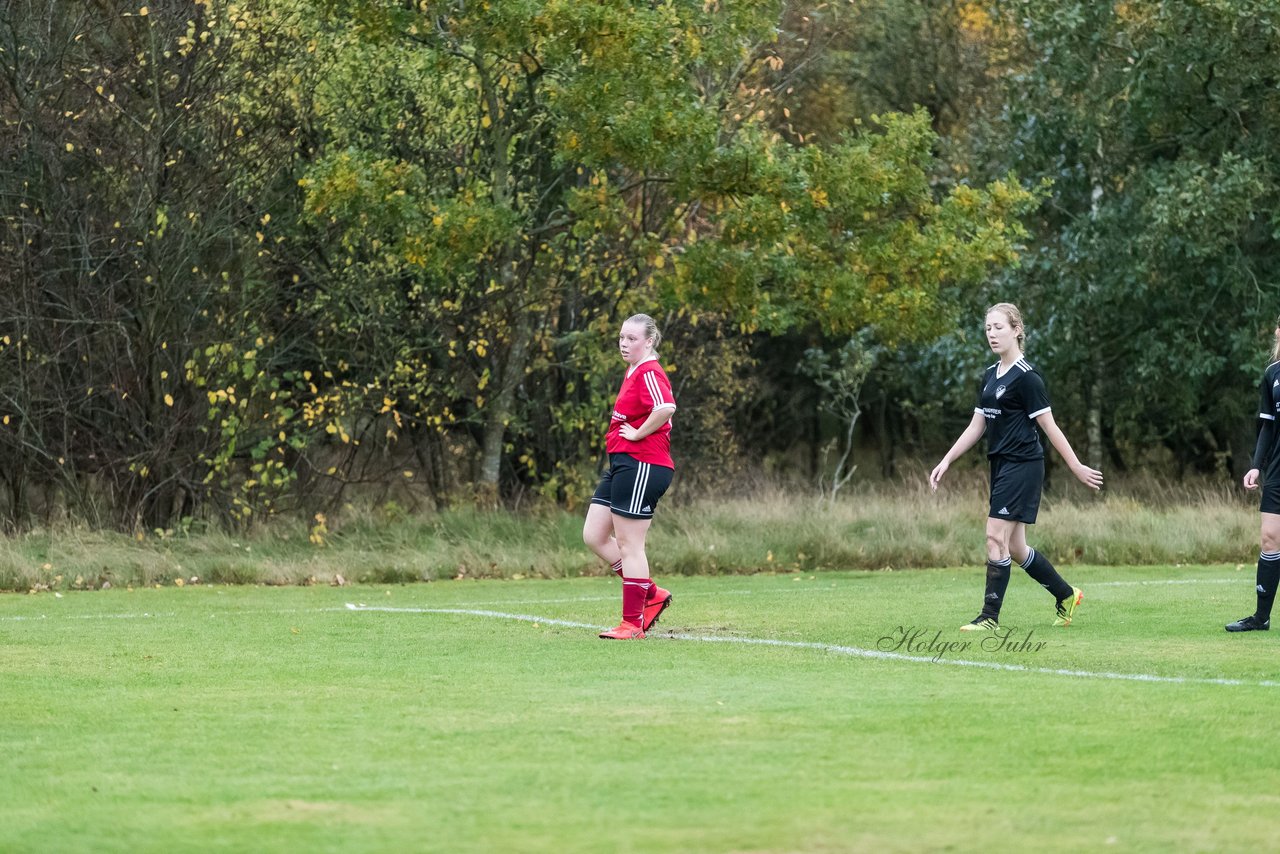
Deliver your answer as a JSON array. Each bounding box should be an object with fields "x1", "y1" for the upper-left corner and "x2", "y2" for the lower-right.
[
  {"x1": 985, "y1": 0, "x2": 1280, "y2": 475},
  {"x1": 0, "y1": 1, "x2": 288, "y2": 529},
  {"x1": 0, "y1": 0, "x2": 1046, "y2": 527},
  {"x1": 282, "y1": 0, "x2": 1040, "y2": 500},
  {"x1": 799, "y1": 334, "x2": 880, "y2": 498}
]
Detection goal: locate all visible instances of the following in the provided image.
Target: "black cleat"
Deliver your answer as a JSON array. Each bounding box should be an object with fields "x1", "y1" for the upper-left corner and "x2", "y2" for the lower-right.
[{"x1": 1225, "y1": 615, "x2": 1270, "y2": 632}]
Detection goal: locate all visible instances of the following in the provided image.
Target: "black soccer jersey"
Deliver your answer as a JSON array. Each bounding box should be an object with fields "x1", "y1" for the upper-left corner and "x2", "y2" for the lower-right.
[
  {"x1": 1253, "y1": 361, "x2": 1280, "y2": 484},
  {"x1": 974, "y1": 358, "x2": 1052, "y2": 461}
]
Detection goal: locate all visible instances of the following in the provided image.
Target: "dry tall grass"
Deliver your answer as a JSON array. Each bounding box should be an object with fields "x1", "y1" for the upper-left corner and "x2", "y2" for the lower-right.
[{"x1": 0, "y1": 472, "x2": 1262, "y2": 591}]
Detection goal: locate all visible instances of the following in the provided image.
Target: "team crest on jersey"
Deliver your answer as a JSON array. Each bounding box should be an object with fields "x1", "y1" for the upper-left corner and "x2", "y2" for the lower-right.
[{"x1": 995, "y1": 385, "x2": 1007, "y2": 399}]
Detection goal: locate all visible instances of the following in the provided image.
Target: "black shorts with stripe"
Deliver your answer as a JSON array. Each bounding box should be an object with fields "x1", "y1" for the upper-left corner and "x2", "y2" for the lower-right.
[
  {"x1": 988, "y1": 457, "x2": 1043, "y2": 524},
  {"x1": 591, "y1": 453, "x2": 674, "y2": 520},
  {"x1": 1261, "y1": 483, "x2": 1280, "y2": 515}
]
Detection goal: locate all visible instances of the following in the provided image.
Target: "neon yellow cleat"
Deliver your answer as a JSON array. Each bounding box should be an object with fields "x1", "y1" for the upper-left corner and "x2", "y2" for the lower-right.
[
  {"x1": 959, "y1": 616, "x2": 998, "y2": 632},
  {"x1": 1054, "y1": 587, "x2": 1083, "y2": 627}
]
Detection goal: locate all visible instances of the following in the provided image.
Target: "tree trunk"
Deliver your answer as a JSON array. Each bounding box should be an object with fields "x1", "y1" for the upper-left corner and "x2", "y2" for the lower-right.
[
  {"x1": 1086, "y1": 373, "x2": 1103, "y2": 470},
  {"x1": 1085, "y1": 175, "x2": 1105, "y2": 470},
  {"x1": 477, "y1": 317, "x2": 534, "y2": 504}
]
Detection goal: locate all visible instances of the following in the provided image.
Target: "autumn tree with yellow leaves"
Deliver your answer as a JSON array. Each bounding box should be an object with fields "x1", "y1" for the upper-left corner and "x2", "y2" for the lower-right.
[{"x1": 0, "y1": 0, "x2": 1039, "y2": 529}]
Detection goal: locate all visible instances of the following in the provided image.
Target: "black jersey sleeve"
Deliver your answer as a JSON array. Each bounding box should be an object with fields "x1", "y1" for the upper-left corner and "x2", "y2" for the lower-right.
[
  {"x1": 1253, "y1": 369, "x2": 1278, "y2": 470},
  {"x1": 1258, "y1": 368, "x2": 1276, "y2": 423},
  {"x1": 1021, "y1": 370, "x2": 1052, "y2": 420},
  {"x1": 1253, "y1": 420, "x2": 1276, "y2": 471}
]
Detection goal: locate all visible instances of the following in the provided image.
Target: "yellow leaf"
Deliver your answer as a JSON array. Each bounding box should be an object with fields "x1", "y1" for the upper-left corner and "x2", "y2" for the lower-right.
[
  {"x1": 164, "y1": 393, "x2": 174, "y2": 407},
  {"x1": 481, "y1": 115, "x2": 492, "y2": 128}
]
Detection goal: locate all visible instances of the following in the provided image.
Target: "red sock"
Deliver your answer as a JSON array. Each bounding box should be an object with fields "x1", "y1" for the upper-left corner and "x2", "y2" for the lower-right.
[
  {"x1": 621, "y1": 577, "x2": 652, "y2": 626},
  {"x1": 645, "y1": 578, "x2": 660, "y2": 600},
  {"x1": 610, "y1": 558, "x2": 624, "y2": 578}
]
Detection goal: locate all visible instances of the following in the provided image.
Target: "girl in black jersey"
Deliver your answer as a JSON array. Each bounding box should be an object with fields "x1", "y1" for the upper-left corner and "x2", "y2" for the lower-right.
[
  {"x1": 1226, "y1": 318, "x2": 1280, "y2": 632},
  {"x1": 930, "y1": 303, "x2": 1103, "y2": 631}
]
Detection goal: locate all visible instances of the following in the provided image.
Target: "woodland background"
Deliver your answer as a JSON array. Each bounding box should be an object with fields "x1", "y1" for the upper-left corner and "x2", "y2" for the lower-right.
[{"x1": 2, "y1": 0, "x2": 1278, "y2": 533}]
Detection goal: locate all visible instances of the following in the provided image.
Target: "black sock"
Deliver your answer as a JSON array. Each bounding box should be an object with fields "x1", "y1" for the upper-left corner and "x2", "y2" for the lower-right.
[
  {"x1": 981, "y1": 557, "x2": 1012, "y2": 619},
  {"x1": 1256, "y1": 551, "x2": 1280, "y2": 621},
  {"x1": 1019, "y1": 548, "x2": 1074, "y2": 602}
]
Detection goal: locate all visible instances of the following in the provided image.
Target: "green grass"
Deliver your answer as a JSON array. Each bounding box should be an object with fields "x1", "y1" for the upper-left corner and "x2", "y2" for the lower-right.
[{"x1": 2, "y1": 565, "x2": 1277, "y2": 852}]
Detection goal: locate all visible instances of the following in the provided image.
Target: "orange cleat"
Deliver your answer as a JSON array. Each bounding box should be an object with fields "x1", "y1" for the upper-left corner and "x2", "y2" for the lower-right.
[
  {"x1": 599, "y1": 621, "x2": 646, "y2": 640},
  {"x1": 641, "y1": 588, "x2": 672, "y2": 631}
]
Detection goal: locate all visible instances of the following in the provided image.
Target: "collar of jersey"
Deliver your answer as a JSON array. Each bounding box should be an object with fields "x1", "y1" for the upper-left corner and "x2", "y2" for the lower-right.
[
  {"x1": 994, "y1": 359, "x2": 1023, "y2": 379},
  {"x1": 625, "y1": 355, "x2": 659, "y2": 378}
]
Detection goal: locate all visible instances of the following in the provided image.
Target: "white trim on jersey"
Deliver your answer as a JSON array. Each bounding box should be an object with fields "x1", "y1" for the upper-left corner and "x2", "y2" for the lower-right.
[
  {"x1": 1262, "y1": 413, "x2": 1277, "y2": 421},
  {"x1": 629, "y1": 462, "x2": 652, "y2": 515},
  {"x1": 1016, "y1": 358, "x2": 1033, "y2": 372},
  {"x1": 642, "y1": 371, "x2": 671, "y2": 410},
  {"x1": 1028, "y1": 406, "x2": 1051, "y2": 420}
]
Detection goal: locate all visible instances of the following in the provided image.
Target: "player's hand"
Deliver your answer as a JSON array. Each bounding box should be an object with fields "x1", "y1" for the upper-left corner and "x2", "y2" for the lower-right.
[
  {"x1": 1244, "y1": 468, "x2": 1261, "y2": 490},
  {"x1": 1072, "y1": 462, "x2": 1103, "y2": 491},
  {"x1": 929, "y1": 460, "x2": 948, "y2": 492},
  {"x1": 619, "y1": 423, "x2": 640, "y2": 441}
]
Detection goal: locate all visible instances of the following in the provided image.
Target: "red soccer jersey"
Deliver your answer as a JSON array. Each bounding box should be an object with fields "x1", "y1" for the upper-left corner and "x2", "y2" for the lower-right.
[{"x1": 605, "y1": 357, "x2": 677, "y2": 468}]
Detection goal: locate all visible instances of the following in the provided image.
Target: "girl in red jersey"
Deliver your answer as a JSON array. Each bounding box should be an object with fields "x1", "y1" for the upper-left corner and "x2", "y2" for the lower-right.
[{"x1": 583, "y1": 314, "x2": 677, "y2": 639}]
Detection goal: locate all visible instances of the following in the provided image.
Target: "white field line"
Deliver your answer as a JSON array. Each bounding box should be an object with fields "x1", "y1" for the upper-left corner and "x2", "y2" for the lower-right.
[{"x1": 342, "y1": 604, "x2": 1280, "y2": 689}]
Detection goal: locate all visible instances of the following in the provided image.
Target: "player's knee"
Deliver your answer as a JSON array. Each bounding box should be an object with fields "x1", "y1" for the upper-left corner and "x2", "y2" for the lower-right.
[
  {"x1": 985, "y1": 533, "x2": 1008, "y2": 562},
  {"x1": 582, "y1": 523, "x2": 608, "y2": 550},
  {"x1": 615, "y1": 533, "x2": 645, "y2": 556}
]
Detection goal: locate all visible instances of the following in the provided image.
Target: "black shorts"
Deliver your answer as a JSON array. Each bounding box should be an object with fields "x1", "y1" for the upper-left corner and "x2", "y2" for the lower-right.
[
  {"x1": 1262, "y1": 483, "x2": 1280, "y2": 515},
  {"x1": 989, "y1": 457, "x2": 1043, "y2": 524},
  {"x1": 591, "y1": 453, "x2": 674, "y2": 520}
]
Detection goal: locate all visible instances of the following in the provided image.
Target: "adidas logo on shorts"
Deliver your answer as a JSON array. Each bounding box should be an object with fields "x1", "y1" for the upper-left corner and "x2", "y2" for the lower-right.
[
  {"x1": 641, "y1": 505, "x2": 652, "y2": 513},
  {"x1": 998, "y1": 506, "x2": 1010, "y2": 515}
]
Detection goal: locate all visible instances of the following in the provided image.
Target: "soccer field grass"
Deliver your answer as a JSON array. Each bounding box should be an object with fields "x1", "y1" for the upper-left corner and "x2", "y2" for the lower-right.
[{"x1": 3, "y1": 566, "x2": 1279, "y2": 852}]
